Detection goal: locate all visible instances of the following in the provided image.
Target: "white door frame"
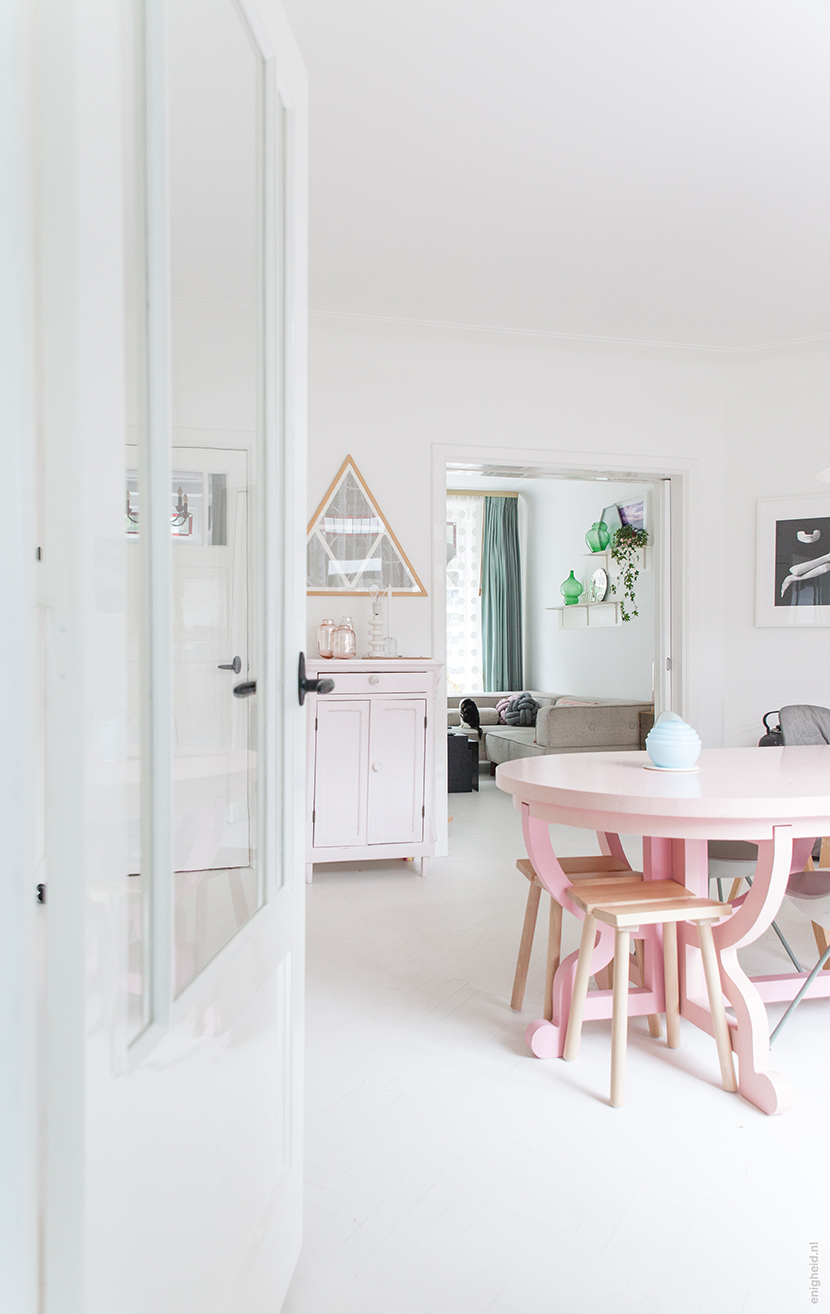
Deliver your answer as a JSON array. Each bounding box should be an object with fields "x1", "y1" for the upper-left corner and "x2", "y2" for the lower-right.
[
  {"x1": 431, "y1": 442, "x2": 696, "y2": 834},
  {"x1": 0, "y1": 0, "x2": 39, "y2": 1306}
]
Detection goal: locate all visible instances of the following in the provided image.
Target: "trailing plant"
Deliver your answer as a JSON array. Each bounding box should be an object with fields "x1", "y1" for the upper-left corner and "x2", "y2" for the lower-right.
[{"x1": 610, "y1": 525, "x2": 649, "y2": 622}]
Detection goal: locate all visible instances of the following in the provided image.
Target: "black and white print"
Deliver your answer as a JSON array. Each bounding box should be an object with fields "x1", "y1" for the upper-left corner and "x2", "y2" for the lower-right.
[{"x1": 774, "y1": 516, "x2": 830, "y2": 607}]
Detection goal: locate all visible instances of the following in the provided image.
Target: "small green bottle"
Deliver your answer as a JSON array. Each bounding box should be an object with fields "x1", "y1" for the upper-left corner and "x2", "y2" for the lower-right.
[{"x1": 560, "y1": 571, "x2": 584, "y2": 606}]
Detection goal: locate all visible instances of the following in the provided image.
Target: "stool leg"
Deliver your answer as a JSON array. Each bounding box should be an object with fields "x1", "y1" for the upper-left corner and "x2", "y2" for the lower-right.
[
  {"x1": 511, "y1": 882, "x2": 542, "y2": 1011},
  {"x1": 563, "y1": 912, "x2": 597, "y2": 1061},
  {"x1": 697, "y1": 921, "x2": 737, "y2": 1093},
  {"x1": 610, "y1": 928, "x2": 630, "y2": 1108},
  {"x1": 544, "y1": 897, "x2": 562, "y2": 1022},
  {"x1": 812, "y1": 921, "x2": 830, "y2": 971},
  {"x1": 634, "y1": 939, "x2": 663, "y2": 1039},
  {"x1": 662, "y1": 922, "x2": 681, "y2": 1049}
]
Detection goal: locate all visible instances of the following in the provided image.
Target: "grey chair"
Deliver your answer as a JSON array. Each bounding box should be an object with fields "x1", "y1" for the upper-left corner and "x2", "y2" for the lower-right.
[
  {"x1": 707, "y1": 703, "x2": 830, "y2": 977},
  {"x1": 778, "y1": 704, "x2": 830, "y2": 934},
  {"x1": 768, "y1": 705, "x2": 830, "y2": 1039},
  {"x1": 708, "y1": 839, "x2": 804, "y2": 972},
  {"x1": 780, "y1": 703, "x2": 830, "y2": 748}
]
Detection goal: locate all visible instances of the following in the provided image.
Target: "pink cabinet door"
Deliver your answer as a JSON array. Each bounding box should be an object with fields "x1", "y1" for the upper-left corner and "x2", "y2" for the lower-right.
[
  {"x1": 313, "y1": 699, "x2": 370, "y2": 847},
  {"x1": 367, "y1": 699, "x2": 427, "y2": 845}
]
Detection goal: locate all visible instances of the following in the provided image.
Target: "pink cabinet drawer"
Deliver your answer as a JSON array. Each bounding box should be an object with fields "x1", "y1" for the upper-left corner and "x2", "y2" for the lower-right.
[{"x1": 314, "y1": 670, "x2": 431, "y2": 696}]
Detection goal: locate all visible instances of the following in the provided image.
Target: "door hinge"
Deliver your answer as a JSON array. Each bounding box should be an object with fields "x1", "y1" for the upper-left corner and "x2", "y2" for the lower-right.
[
  {"x1": 315, "y1": 717, "x2": 318, "y2": 731},
  {"x1": 666, "y1": 657, "x2": 672, "y2": 671},
  {"x1": 36, "y1": 884, "x2": 46, "y2": 904},
  {"x1": 312, "y1": 809, "x2": 316, "y2": 824},
  {"x1": 424, "y1": 716, "x2": 428, "y2": 729},
  {"x1": 421, "y1": 805, "x2": 425, "y2": 818}
]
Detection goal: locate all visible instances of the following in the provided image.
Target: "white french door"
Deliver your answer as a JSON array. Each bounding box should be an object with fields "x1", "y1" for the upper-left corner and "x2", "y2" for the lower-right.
[
  {"x1": 33, "y1": 1, "x2": 309, "y2": 1311},
  {"x1": 127, "y1": 444, "x2": 252, "y2": 875}
]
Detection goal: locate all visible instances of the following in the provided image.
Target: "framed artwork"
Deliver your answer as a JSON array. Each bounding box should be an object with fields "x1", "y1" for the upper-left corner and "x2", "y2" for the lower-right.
[
  {"x1": 600, "y1": 495, "x2": 647, "y2": 536},
  {"x1": 616, "y1": 496, "x2": 646, "y2": 531},
  {"x1": 600, "y1": 503, "x2": 623, "y2": 535},
  {"x1": 307, "y1": 455, "x2": 427, "y2": 595},
  {"x1": 756, "y1": 495, "x2": 830, "y2": 626}
]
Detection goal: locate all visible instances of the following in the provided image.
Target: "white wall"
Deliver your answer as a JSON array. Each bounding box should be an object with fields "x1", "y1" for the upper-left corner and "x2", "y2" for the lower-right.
[
  {"x1": 306, "y1": 314, "x2": 728, "y2": 744},
  {"x1": 178, "y1": 309, "x2": 830, "y2": 749},
  {"x1": 722, "y1": 342, "x2": 830, "y2": 745},
  {"x1": 447, "y1": 473, "x2": 655, "y2": 699},
  {"x1": 525, "y1": 479, "x2": 654, "y2": 699}
]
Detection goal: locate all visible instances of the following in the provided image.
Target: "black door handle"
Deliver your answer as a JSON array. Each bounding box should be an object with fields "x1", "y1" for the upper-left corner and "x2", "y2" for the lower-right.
[
  {"x1": 298, "y1": 652, "x2": 334, "y2": 706},
  {"x1": 218, "y1": 656, "x2": 242, "y2": 674},
  {"x1": 233, "y1": 681, "x2": 256, "y2": 698}
]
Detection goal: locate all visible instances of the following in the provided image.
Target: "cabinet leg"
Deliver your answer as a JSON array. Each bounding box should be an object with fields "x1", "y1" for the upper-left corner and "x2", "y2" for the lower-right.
[
  {"x1": 305, "y1": 864, "x2": 314, "y2": 884},
  {"x1": 419, "y1": 858, "x2": 429, "y2": 878}
]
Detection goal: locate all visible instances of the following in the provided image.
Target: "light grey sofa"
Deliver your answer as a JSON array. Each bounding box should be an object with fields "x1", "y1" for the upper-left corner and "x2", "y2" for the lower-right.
[{"x1": 447, "y1": 692, "x2": 654, "y2": 765}]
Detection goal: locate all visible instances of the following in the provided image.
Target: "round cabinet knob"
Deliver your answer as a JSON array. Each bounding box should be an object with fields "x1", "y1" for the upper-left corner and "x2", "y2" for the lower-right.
[
  {"x1": 372, "y1": 761, "x2": 382, "y2": 772},
  {"x1": 369, "y1": 674, "x2": 380, "y2": 685}
]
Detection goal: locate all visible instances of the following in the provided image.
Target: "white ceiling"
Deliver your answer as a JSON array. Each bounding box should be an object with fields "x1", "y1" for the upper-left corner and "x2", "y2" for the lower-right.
[{"x1": 282, "y1": 0, "x2": 830, "y2": 350}]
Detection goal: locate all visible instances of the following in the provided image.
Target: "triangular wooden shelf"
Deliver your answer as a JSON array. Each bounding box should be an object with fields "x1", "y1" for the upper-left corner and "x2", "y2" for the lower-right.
[{"x1": 306, "y1": 455, "x2": 427, "y2": 596}]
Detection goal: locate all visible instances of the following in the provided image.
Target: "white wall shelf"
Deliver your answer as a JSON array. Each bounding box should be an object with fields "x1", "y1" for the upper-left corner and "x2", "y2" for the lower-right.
[
  {"x1": 547, "y1": 601, "x2": 621, "y2": 629},
  {"x1": 581, "y1": 546, "x2": 651, "y2": 571}
]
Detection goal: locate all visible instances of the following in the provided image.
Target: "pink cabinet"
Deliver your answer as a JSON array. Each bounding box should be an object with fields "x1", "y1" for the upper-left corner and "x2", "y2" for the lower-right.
[{"x1": 305, "y1": 659, "x2": 443, "y2": 881}]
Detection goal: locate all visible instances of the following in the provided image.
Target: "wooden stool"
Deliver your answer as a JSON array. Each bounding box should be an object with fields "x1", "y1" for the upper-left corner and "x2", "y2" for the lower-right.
[
  {"x1": 564, "y1": 879, "x2": 737, "y2": 1107},
  {"x1": 511, "y1": 856, "x2": 650, "y2": 1022}
]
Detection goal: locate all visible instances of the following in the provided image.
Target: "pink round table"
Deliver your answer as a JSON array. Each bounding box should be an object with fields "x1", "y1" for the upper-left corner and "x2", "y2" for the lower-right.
[{"x1": 496, "y1": 745, "x2": 830, "y2": 1114}]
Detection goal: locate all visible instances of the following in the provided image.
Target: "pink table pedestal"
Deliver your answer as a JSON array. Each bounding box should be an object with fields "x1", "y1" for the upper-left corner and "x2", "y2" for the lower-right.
[{"x1": 496, "y1": 746, "x2": 830, "y2": 1115}]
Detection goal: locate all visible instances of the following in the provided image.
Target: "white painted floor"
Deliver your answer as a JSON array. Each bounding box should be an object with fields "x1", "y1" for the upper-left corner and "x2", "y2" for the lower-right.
[{"x1": 283, "y1": 775, "x2": 830, "y2": 1314}]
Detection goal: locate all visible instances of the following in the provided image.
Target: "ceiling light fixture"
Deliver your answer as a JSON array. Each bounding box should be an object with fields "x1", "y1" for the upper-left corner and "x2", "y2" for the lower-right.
[{"x1": 816, "y1": 468, "x2": 830, "y2": 483}]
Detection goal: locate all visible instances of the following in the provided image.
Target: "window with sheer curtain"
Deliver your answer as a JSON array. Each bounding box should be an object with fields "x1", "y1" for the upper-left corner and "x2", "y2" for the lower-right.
[{"x1": 446, "y1": 494, "x2": 483, "y2": 694}]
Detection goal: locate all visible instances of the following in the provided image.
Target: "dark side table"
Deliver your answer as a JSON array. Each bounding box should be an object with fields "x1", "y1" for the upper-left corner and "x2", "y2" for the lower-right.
[{"x1": 447, "y1": 732, "x2": 480, "y2": 792}]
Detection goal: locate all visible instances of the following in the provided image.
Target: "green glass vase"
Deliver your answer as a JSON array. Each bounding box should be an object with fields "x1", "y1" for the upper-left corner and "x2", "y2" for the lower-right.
[
  {"x1": 560, "y1": 570, "x2": 584, "y2": 606},
  {"x1": 585, "y1": 521, "x2": 610, "y2": 553}
]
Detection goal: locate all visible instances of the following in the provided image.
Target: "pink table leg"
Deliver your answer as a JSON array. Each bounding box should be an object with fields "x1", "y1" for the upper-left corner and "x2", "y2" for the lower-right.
[
  {"x1": 679, "y1": 825, "x2": 796, "y2": 1114},
  {"x1": 521, "y1": 806, "x2": 663, "y2": 1059}
]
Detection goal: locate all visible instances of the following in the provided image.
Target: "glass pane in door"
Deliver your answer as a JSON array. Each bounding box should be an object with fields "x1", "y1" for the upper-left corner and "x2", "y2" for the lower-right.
[
  {"x1": 124, "y1": 2, "x2": 147, "y2": 1042},
  {"x1": 168, "y1": 0, "x2": 263, "y2": 993}
]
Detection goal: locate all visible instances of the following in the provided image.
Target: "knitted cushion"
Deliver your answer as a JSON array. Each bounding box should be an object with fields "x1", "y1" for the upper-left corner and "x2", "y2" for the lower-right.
[
  {"x1": 496, "y1": 697, "x2": 514, "y2": 724},
  {"x1": 504, "y1": 694, "x2": 541, "y2": 727}
]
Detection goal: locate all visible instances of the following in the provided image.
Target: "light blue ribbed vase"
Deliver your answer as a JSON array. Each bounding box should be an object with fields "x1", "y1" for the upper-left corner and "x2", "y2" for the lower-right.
[{"x1": 645, "y1": 711, "x2": 702, "y2": 769}]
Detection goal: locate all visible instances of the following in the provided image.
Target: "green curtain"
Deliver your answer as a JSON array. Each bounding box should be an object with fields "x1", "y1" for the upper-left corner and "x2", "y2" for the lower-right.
[{"x1": 481, "y1": 496, "x2": 523, "y2": 691}]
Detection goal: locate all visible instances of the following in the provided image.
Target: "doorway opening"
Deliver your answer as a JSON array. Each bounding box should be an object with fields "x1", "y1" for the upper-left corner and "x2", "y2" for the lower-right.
[
  {"x1": 445, "y1": 470, "x2": 660, "y2": 705},
  {"x1": 433, "y1": 446, "x2": 687, "y2": 841}
]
